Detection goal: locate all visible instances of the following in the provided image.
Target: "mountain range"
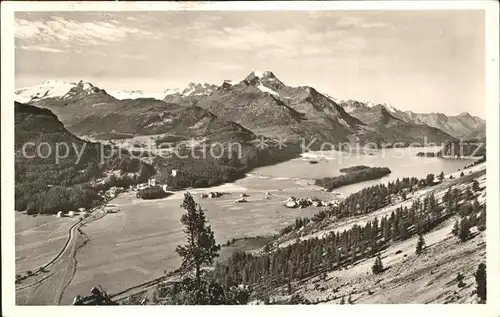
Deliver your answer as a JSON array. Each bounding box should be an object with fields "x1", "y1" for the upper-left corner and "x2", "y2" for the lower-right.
[
  {"x1": 340, "y1": 99, "x2": 485, "y2": 140},
  {"x1": 15, "y1": 71, "x2": 484, "y2": 147}
]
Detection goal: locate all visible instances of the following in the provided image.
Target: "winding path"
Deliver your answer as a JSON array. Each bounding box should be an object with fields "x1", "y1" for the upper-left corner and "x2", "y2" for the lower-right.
[{"x1": 16, "y1": 206, "x2": 107, "y2": 305}]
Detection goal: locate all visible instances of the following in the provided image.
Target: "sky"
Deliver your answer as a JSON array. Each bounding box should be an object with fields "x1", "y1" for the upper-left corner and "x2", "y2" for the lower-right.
[{"x1": 15, "y1": 10, "x2": 485, "y2": 117}]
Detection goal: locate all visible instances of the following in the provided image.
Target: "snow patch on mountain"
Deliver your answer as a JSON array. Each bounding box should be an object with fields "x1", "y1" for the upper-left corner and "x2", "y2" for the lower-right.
[
  {"x1": 253, "y1": 70, "x2": 267, "y2": 78},
  {"x1": 338, "y1": 118, "x2": 350, "y2": 128},
  {"x1": 15, "y1": 80, "x2": 77, "y2": 103},
  {"x1": 183, "y1": 88, "x2": 196, "y2": 96},
  {"x1": 383, "y1": 104, "x2": 398, "y2": 113},
  {"x1": 110, "y1": 90, "x2": 165, "y2": 100},
  {"x1": 163, "y1": 82, "x2": 217, "y2": 98},
  {"x1": 257, "y1": 83, "x2": 279, "y2": 97},
  {"x1": 324, "y1": 94, "x2": 343, "y2": 105},
  {"x1": 62, "y1": 81, "x2": 105, "y2": 99},
  {"x1": 164, "y1": 88, "x2": 183, "y2": 96},
  {"x1": 352, "y1": 100, "x2": 399, "y2": 113}
]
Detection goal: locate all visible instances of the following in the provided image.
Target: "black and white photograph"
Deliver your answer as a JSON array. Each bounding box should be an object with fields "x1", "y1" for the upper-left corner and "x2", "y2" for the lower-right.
[{"x1": 2, "y1": 0, "x2": 499, "y2": 313}]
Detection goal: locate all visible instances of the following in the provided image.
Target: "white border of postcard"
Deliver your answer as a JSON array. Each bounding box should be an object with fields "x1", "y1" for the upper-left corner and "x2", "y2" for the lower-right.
[{"x1": 2, "y1": 1, "x2": 499, "y2": 317}]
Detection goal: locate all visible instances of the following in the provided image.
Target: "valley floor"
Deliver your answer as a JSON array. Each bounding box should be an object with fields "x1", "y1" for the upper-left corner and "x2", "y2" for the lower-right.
[{"x1": 14, "y1": 160, "x2": 484, "y2": 305}]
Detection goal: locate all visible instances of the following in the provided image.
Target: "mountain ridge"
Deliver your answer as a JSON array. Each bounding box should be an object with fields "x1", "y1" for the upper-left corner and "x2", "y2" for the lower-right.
[{"x1": 16, "y1": 70, "x2": 478, "y2": 146}]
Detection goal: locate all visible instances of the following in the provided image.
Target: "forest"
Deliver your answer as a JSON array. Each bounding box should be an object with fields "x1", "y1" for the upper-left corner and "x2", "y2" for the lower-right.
[
  {"x1": 315, "y1": 167, "x2": 392, "y2": 191},
  {"x1": 154, "y1": 139, "x2": 301, "y2": 190},
  {"x1": 339, "y1": 165, "x2": 370, "y2": 173},
  {"x1": 15, "y1": 155, "x2": 155, "y2": 214},
  {"x1": 212, "y1": 179, "x2": 485, "y2": 293}
]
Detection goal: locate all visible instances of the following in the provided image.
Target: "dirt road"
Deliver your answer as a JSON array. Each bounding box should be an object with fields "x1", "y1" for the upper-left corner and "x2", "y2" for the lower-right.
[{"x1": 16, "y1": 208, "x2": 105, "y2": 305}]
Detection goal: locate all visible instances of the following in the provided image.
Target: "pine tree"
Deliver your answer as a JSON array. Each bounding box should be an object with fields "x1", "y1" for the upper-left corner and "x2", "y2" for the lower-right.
[
  {"x1": 477, "y1": 208, "x2": 486, "y2": 231},
  {"x1": 176, "y1": 192, "x2": 221, "y2": 304},
  {"x1": 474, "y1": 263, "x2": 487, "y2": 302},
  {"x1": 472, "y1": 180, "x2": 480, "y2": 192},
  {"x1": 426, "y1": 173, "x2": 435, "y2": 186},
  {"x1": 287, "y1": 280, "x2": 293, "y2": 295},
  {"x1": 458, "y1": 217, "x2": 470, "y2": 242},
  {"x1": 438, "y1": 171, "x2": 445, "y2": 182},
  {"x1": 372, "y1": 254, "x2": 384, "y2": 274},
  {"x1": 416, "y1": 234, "x2": 425, "y2": 255},
  {"x1": 465, "y1": 187, "x2": 474, "y2": 201},
  {"x1": 456, "y1": 272, "x2": 466, "y2": 288},
  {"x1": 347, "y1": 294, "x2": 353, "y2": 304}
]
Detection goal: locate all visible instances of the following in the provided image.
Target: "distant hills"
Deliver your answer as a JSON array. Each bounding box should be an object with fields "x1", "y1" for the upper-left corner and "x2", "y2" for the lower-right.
[{"x1": 15, "y1": 70, "x2": 483, "y2": 148}]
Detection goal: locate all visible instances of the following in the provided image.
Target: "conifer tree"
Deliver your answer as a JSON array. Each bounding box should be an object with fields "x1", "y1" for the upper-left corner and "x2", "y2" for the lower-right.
[
  {"x1": 458, "y1": 217, "x2": 470, "y2": 242},
  {"x1": 176, "y1": 192, "x2": 221, "y2": 304},
  {"x1": 416, "y1": 233, "x2": 425, "y2": 255},
  {"x1": 472, "y1": 180, "x2": 480, "y2": 192},
  {"x1": 372, "y1": 254, "x2": 384, "y2": 274},
  {"x1": 477, "y1": 208, "x2": 486, "y2": 231},
  {"x1": 475, "y1": 263, "x2": 487, "y2": 302}
]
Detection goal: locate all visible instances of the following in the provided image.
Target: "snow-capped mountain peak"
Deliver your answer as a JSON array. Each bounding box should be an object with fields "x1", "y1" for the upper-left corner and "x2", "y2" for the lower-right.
[
  {"x1": 381, "y1": 103, "x2": 398, "y2": 113},
  {"x1": 62, "y1": 80, "x2": 107, "y2": 99},
  {"x1": 243, "y1": 70, "x2": 284, "y2": 97},
  {"x1": 14, "y1": 80, "x2": 77, "y2": 103},
  {"x1": 163, "y1": 82, "x2": 217, "y2": 99},
  {"x1": 110, "y1": 89, "x2": 165, "y2": 100},
  {"x1": 253, "y1": 70, "x2": 275, "y2": 79},
  {"x1": 164, "y1": 87, "x2": 183, "y2": 96},
  {"x1": 324, "y1": 94, "x2": 343, "y2": 105},
  {"x1": 360, "y1": 100, "x2": 398, "y2": 113}
]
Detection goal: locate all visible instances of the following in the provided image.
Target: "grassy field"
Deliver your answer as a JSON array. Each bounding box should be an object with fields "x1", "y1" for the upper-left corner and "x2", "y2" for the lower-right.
[{"x1": 15, "y1": 213, "x2": 78, "y2": 274}]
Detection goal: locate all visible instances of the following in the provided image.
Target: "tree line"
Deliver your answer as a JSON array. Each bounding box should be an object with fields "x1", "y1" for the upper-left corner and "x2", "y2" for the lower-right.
[{"x1": 281, "y1": 175, "x2": 423, "y2": 235}]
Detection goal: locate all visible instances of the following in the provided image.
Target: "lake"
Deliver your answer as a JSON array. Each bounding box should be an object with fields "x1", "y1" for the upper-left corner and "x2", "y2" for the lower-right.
[
  {"x1": 60, "y1": 146, "x2": 472, "y2": 303},
  {"x1": 245, "y1": 147, "x2": 473, "y2": 196}
]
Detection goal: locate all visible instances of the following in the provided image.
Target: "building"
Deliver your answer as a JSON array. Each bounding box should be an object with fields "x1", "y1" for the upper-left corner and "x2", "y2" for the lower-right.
[
  {"x1": 57, "y1": 211, "x2": 63, "y2": 217},
  {"x1": 148, "y1": 178, "x2": 156, "y2": 187},
  {"x1": 171, "y1": 169, "x2": 178, "y2": 177},
  {"x1": 68, "y1": 211, "x2": 76, "y2": 217},
  {"x1": 78, "y1": 207, "x2": 86, "y2": 213}
]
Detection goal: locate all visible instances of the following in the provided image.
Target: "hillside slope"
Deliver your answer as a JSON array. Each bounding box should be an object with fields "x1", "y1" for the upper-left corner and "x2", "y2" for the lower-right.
[
  {"x1": 15, "y1": 102, "x2": 155, "y2": 214},
  {"x1": 208, "y1": 161, "x2": 486, "y2": 304}
]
